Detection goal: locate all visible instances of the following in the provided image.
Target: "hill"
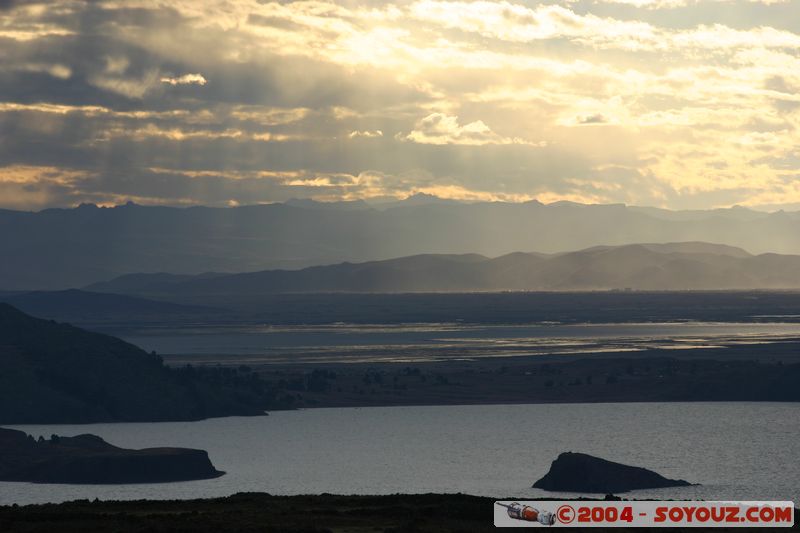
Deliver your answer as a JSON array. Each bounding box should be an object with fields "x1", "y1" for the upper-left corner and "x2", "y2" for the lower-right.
[
  {"x1": 532, "y1": 452, "x2": 692, "y2": 493},
  {"x1": 85, "y1": 272, "x2": 225, "y2": 295},
  {"x1": 0, "y1": 428, "x2": 223, "y2": 484},
  {"x1": 3, "y1": 200, "x2": 800, "y2": 289},
  {"x1": 0, "y1": 304, "x2": 278, "y2": 423},
  {"x1": 90, "y1": 242, "x2": 800, "y2": 297},
  {"x1": 0, "y1": 289, "x2": 220, "y2": 322}
]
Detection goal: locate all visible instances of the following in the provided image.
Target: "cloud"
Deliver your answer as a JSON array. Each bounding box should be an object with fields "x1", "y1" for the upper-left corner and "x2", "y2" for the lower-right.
[
  {"x1": 577, "y1": 114, "x2": 610, "y2": 125},
  {"x1": 349, "y1": 130, "x2": 383, "y2": 138},
  {"x1": 599, "y1": 0, "x2": 789, "y2": 8},
  {"x1": 15, "y1": 63, "x2": 72, "y2": 79},
  {"x1": 0, "y1": 165, "x2": 93, "y2": 210},
  {"x1": 160, "y1": 73, "x2": 208, "y2": 86},
  {"x1": 402, "y1": 113, "x2": 540, "y2": 146},
  {"x1": 408, "y1": 1, "x2": 800, "y2": 53},
  {"x1": 0, "y1": 0, "x2": 799, "y2": 210},
  {"x1": 89, "y1": 71, "x2": 161, "y2": 99}
]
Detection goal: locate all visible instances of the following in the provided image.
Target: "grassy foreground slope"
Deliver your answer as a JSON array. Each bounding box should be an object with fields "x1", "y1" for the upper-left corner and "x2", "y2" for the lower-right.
[{"x1": 1, "y1": 493, "x2": 796, "y2": 533}]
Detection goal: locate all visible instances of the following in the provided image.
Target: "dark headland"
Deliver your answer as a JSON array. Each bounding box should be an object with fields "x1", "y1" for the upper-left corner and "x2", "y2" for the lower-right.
[
  {"x1": 0, "y1": 428, "x2": 223, "y2": 484},
  {"x1": 0, "y1": 303, "x2": 286, "y2": 424},
  {"x1": 533, "y1": 452, "x2": 693, "y2": 493}
]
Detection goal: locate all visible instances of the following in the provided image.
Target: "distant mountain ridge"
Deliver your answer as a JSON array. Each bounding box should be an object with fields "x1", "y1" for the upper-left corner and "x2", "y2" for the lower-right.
[
  {"x1": 0, "y1": 289, "x2": 219, "y2": 322},
  {"x1": 3, "y1": 199, "x2": 800, "y2": 290},
  {"x1": 88, "y1": 242, "x2": 800, "y2": 295}
]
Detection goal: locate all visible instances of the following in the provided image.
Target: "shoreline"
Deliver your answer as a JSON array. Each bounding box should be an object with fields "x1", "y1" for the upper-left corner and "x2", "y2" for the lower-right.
[
  {"x1": 8, "y1": 397, "x2": 799, "y2": 427},
  {"x1": 232, "y1": 346, "x2": 800, "y2": 410}
]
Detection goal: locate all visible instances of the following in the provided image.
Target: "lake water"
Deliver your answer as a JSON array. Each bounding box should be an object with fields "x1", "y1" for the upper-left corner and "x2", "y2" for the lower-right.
[
  {"x1": 3, "y1": 402, "x2": 798, "y2": 505},
  {"x1": 113, "y1": 322, "x2": 800, "y2": 365}
]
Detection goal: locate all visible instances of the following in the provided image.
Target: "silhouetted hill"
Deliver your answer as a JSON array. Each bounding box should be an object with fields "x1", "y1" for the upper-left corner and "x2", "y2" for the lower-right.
[
  {"x1": 86, "y1": 272, "x2": 225, "y2": 294},
  {"x1": 284, "y1": 198, "x2": 373, "y2": 211},
  {"x1": 0, "y1": 304, "x2": 277, "y2": 423},
  {"x1": 532, "y1": 452, "x2": 692, "y2": 493},
  {"x1": 0, "y1": 428, "x2": 223, "y2": 484},
  {"x1": 92, "y1": 242, "x2": 800, "y2": 296},
  {"x1": 0, "y1": 289, "x2": 220, "y2": 322},
  {"x1": 579, "y1": 242, "x2": 751, "y2": 258},
  {"x1": 4, "y1": 200, "x2": 800, "y2": 289}
]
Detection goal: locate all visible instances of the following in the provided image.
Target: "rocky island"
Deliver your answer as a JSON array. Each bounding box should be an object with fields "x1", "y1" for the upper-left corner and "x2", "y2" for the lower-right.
[
  {"x1": 0, "y1": 427, "x2": 223, "y2": 484},
  {"x1": 533, "y1": 452, "x2": 693, "y2": 493}
]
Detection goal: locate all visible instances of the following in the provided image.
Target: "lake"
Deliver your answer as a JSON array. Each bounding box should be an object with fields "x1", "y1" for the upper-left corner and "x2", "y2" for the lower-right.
[
  {"x1": 3, "y1": 402, "x2": 798, "y2": 505},
  {"x1": 113, "y1": 322, "x2": 800, "y2": 365}
]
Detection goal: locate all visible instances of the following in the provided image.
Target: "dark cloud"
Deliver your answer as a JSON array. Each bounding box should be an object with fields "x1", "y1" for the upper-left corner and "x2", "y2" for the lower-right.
[
  {"x1": 0, "y1": 0, "x2": 20, "y2": 11},
  {"x1": 578, "y1": 114, "x2": 608, "y2": 125},
  {"x1": 246, "y1": 14, "x2": 307, "y2": 32}
]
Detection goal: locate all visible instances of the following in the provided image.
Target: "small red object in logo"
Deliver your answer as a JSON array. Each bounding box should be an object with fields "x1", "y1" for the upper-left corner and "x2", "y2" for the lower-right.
[{"x1": 557, "y1": 505, "x2": 576, "y2": 524}]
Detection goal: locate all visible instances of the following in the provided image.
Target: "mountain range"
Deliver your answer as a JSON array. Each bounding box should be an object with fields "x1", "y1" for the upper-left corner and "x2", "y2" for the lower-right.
[
  {"x1": 3, "y1": 197, "x2": 800, "y2": 289},
  {"x1": 87, "y1": 242, "x2": 800, "y2": 296}
]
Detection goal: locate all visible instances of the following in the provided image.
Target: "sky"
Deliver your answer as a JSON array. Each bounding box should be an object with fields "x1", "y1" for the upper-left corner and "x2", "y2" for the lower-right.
[{"x1": 1, "y1": 0, "x2": 799, "y2": 211}]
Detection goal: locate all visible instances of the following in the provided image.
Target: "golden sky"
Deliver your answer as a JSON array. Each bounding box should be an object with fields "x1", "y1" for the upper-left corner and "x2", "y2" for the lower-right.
[{"x1": 1, "y1": 0, "x2": 799, "y2": 210}]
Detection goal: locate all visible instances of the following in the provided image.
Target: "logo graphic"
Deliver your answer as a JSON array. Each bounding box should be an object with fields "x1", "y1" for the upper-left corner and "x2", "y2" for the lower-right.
[
  {"x1": 496, "y1": 502, "x2": 556, "y2": 526},
  {"x1": 495, "y1": 501, "x2": 794, "y2": 528},
  {"x1": 556, "y1": 504, "x2": 576, "y2": 524}
]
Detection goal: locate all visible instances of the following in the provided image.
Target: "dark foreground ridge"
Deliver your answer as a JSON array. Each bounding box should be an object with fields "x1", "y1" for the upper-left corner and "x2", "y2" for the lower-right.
[
  {"x1": 1, "y1": 493, "x2": 795, "y2": 533},
  {"x1": 0, "y1": 303, "x2": 289, "y2": 423},
  {"x1": 0, "y1": 428, "x2": 223, "y2": 484},
  {"x1": 534, "y1": 452, "x2": 693, "y2": 493}
]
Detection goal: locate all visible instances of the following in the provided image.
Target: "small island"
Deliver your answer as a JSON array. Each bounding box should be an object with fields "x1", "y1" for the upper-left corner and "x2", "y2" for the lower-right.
[
  {"x1": 533, "y1": 452, "x2": 693, "y2": 493},
  {"x1": 0, "y1": 427, "x2": 224, "y2": 484}
]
